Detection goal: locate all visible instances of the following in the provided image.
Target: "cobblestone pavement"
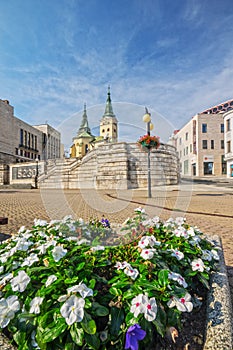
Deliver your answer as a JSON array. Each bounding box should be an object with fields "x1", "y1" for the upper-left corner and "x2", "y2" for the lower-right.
[{"x1": 0, "y1": 182, "x2": 233, "y2": 306}]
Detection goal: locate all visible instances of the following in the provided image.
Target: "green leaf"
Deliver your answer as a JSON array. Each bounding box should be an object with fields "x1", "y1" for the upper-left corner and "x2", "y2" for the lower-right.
[
  {"x1": 199, "y1": 274, "x2": 210, "y2": 289},
  {"x1": 76, "y1": 262, "x2": 86, "y2": 271},
  {"x1": 70, "y1": 323, "x2": 84, "y2": 346},
  {"x1": 42, "y1": 318, "x2": 67, "y2": 343},
  {"x1": 109, "y1": 286, "x2": 122, "y2": 296},
  {"x1": 89, "y1": 278, "x2": 96, "y2": 289},
  {"x1": 81, "y1": 313, "x2": 96, "y2": 334},
  {"x1": 109, "y1": 307, "x2": 124, "y2": 336},
  {"x1": 92, "y1": 302, "x2": 109, "y2": 316},
  {"x1": 13, "y1": 330, "x2": 26, "y2": 346},
  {"x1": 85, "y1": 333, "x2": 100, "y2": 349},
  {"x1": 158, "y1": 269, "x2": 169, "y2": 287}
]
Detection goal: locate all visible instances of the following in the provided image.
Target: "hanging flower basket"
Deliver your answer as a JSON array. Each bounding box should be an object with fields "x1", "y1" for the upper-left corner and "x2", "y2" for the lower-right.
[{"x1": 137, "y1": 134, "x2": 160, "y2": 150}]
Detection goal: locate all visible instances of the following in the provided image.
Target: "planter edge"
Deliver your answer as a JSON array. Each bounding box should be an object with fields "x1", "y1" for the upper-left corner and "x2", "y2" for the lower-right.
[{"x1": 204, "y1": 235, "x2": 233, "y2": 349}]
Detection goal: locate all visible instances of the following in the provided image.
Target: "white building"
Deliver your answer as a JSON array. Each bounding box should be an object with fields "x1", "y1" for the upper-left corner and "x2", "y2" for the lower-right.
[
  {"x1": 224, "y1": 110, "x2": 233, "y2": 177},
  {"x1": 169, "y1": 99, "x2": 233, "y2": 177}
]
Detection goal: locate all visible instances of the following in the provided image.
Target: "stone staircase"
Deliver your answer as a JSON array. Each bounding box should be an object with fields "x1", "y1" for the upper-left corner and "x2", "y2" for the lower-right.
[
  {"x1": 38, "y1": 142, "x2": 179, "y2": 190},
  {"x1": 38, "y1": 158, "x2": 82, "y2": 189}
]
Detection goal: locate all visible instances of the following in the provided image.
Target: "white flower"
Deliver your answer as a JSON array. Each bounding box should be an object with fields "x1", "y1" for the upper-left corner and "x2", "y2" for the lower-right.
[
  {"x1": 175, "y1": 217, "x2": 185, "y2": 226},
  {"x1": 58, "y1": 295, "x2": 68, "y2": 302},
  {"x1": 211, "y1": 249, "x2": 219, "y2": 261},
  {"x1": 45, "y1": 275, "x2": 57, "y2": 287},
  {"x1": 11, "y1": 270, "x2": 30, "y2": 292},
  {"x1": 173, "y1": 226, "x2": 188, "y2": 238},
  {"x1": 0, "y1": 295, "x2": 20, "y2": 328},
  {"x1": 138, "y1": 236, "x2": 160, "y2": 249},
  {"x1": 0, "y1": 272, "x2": 13, "y2": 285},
  {"x1": 0, "y1": 266, "x2": 4, "y2": 274},
  {"x1": 15, "y1": 239, "x2": 33, "y2": 252},
  {"x1": 187, "y1": 227, "x2": 195, "y2": 237},
  {"x1": 115, "y1": 261, "x2": 130, "y2": 270},
  {"x1": 34, "y1": 219, "x2": 47, "y2": 226},
  {"x1": 62, "y1": 215, "x2": 73, "y2": 222},
  {"x1": 171, "y1": 249, "x2": 184, "y2": 260},
  {"x1": 144, "y1": 297, "x2": 157, "y2": 322},
  {"x1": 134, "y1": 207, "x2": 145, "y2": 214},
  {"x1": 60, "y1": 295, "x2": 85, "y2": 325},
  {"x1": 168, "y1": 272, "x2": 188, "y2": 288},
  {"x1": 29, "y1": 297, "x2": 44, "y2": 314},
  {"x1": 22, "y1": 253, "x2": 39, "y2": 267},
  {"x1": 140, "y1": 248, "x2": 155, "y2": 260},
  {"x1": 124, "y1": 265, "x2": 139, "y2": 280},
  {"x1": 18, "y1": 226, "x2": 26, "y2": 233},
  {"x1": 67, "y1": 282, "x2": 93, "y2": 298},
  {"x1": 77, "y1": 238, "x2": 91, "y2": 245},
  {"x1": 201, "y1": 250, "x2": 213, "y2": 261},
  {"x1": 52, "y1": 245, "x2": 67, "y2": 262},
  {"x1": 130, "y1": 294, "x2": 157, "y2": 321},
  {"x1": 191, "y1": 258, "x2": 205, "y2": 272},
  {"x1": 90, "y1": 246, "x2": 105, "y2": 251},
  {"x1": 168, "y1": 293, "x2": 193, "y2": 312},
  {"x1": 130, "y1": 294, "x2": 148, "y2": 318}
]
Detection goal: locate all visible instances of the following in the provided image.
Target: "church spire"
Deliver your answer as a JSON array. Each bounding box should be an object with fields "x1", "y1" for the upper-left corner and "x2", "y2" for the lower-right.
[
  {"x1": 103, "y1": 85, "x2": 115, "y2": 118},
  {"x1": 77, "y1": 103, "x2": 93, "y2": 137}
]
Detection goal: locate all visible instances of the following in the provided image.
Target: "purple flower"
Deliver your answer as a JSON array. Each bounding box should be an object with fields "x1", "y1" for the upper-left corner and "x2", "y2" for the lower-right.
[
  {"x1": 101, "y1": 217, "x2": 110, "y2": 228},
  {"x1": 125, "y1": 324, "x2": 146, "y2": 350}
]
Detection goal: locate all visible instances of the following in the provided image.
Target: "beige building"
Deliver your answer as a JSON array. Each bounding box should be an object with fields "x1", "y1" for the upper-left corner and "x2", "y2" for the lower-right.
[
  {"x1": 170, "y1": 100, "x2": 233, "y2": 177},
  {"x1": 33, "y1": 124, "x2": 61, "y2": 161},
  {"x1": 0, "y1": 98, "x2": 61, "y2": 164},
  {"x1": 224, "y1": 110, "x2": 233, "y2": 177}
]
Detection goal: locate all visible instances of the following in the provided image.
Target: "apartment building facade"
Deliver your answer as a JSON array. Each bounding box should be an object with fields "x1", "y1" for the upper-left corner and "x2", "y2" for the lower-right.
[
  {"x1": 224, "y1": 110, "x2": 233, "y2": 177},
  {"x1": 171, "y1": 111, "x2": 228, "y2": 177},
  {"x1": 0, "y1": 99, "x2": 61, "y2": 165}
]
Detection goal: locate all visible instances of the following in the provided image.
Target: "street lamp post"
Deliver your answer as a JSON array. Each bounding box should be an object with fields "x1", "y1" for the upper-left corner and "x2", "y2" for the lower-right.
[
  {"x1": 35, "y1": 158, "x2": 39, "y2": 189},
  {"x1": 143, "y1": 107, "x2": 154, "y2": 198}
]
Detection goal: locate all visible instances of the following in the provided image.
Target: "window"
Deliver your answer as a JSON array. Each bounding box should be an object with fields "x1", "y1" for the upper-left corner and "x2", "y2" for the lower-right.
[
  {"x1": 204, "y1": 162, "x2": 213, "y2": 175},
  {"x1": 186, "y1": 146, "x2": 188, "y2": 155},
  {"x1": 202, "y1": 123, "x2": 207, "y2": 133},
  {"x1": 24, "y1": 131, "x2": 27, "y2": 146},
  {"x1": 211, "y1": 140, "x2": 214, "y2": 149},
  {"x1": 227, "y1": 141, "x2": 231, "y2": 153},
  {"x1": 221, "y1": 140, "x2": 224, "y2": 149},
  {"x1": 185, "y1": 132, "x2": 188, "y2": 141},
  {"x1": 226, "y1": 119, "x2": 231, "y2": 131},
  {"x1": 179, "y1": 138, "x2": 182, "y2": 145},
  {"x1": 20, "y1": 129, "x2": 23, "y2": 145},
  {"x1": 221, "y1": 124, "x2": 224, "y2": 133},
  {"x1": 190, "y1": 144, "x2": 192, "y2": 153},
  {"x1": 202, "y1": 140, "x2": 207, "y2": 149},
  {"x1": 184, "y1": 160, "x2": 189, "y2": 174}
]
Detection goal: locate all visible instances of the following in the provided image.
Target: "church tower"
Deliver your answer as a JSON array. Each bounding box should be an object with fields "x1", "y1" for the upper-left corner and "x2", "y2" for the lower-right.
[
  {"x1": 70, "y1": 103, "x2": 95, "y2": 158},
  {"x1": 100, "y1": 86, "x2": 118, "y2": 143}
]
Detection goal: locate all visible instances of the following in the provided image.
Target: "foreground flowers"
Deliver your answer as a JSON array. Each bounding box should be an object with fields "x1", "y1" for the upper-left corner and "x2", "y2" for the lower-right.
[
  {"x1": 0, "y1": 210, "x2": 218, "y2": 349},
  {"x1": 60, "y1": 295, "x2": 85, "y2": 325}
]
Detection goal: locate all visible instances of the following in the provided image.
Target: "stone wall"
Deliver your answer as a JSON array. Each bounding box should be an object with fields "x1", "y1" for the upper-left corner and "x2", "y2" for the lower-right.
[
  {"x1": 52, "y1": 142, "x2": 179, "y2": 190},
  {"x1": 7, "y1": 142, "x2": 179, "y2": 189}
]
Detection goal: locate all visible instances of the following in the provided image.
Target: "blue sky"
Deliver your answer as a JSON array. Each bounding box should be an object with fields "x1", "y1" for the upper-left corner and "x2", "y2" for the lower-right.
[{"x1": 1, "y1": 0, "x2": 233, "y2": 150}]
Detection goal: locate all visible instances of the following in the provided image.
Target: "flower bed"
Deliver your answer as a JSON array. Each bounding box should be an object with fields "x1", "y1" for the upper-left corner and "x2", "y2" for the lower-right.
[{"x1": 0, "y1": 208, "x2": 219, "y2": 350}]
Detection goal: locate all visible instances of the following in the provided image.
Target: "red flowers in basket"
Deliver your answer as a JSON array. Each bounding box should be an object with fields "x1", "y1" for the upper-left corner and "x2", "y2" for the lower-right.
[{"x1": 137, "y1": 134, "x2": 160, "y2": 150}]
